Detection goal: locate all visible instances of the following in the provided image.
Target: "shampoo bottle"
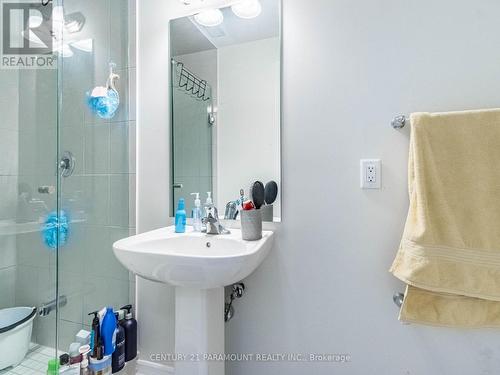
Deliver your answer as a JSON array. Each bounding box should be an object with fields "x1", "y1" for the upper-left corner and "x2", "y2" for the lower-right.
[
  {"x1": 111, "y1": 312, "x2": 125, "y2": 373},
  {"x1": 175, "y1": 198, "x2": 186, "y2": 233},
  {"x1": 191, "y1": 193, "x2": 202, "y2": 232},
  {"x1": 101, "y1": 307, "x2": 117, "y2": 356},
  {"x1": 120, "y1": 305, "x2": 138, "y2": 362}
]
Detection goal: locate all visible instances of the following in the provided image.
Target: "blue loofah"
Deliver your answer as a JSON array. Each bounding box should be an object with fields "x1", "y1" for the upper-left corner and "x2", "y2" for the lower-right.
[
  {"x1": 86, "y1": 88, "x2": 120, "y2": 119},
  {"x1": 42, "y1": 211, "x2": 69, "y2": 249}
]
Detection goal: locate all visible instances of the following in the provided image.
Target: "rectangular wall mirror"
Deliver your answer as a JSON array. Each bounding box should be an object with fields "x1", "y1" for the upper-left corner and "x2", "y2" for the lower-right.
[{"x1": 169, "y1": 0, "x2": 282, "y2": 222}]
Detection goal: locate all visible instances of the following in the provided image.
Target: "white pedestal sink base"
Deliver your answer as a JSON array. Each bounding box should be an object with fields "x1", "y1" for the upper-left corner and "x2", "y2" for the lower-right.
[{"x1": 175, "y1": 287, "x2": 225, "y2": 375}]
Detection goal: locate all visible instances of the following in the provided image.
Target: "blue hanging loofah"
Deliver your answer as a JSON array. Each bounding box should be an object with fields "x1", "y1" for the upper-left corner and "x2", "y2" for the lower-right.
[
  {"x1": 87, "y1": 88, "x2": 119, "y2": 119},
  {"x1": 42, "y1": 210, "x2": 69, "y2": 249},
  {"x1": 86, "y1": 62, "x2": 120, "y2": 119}
]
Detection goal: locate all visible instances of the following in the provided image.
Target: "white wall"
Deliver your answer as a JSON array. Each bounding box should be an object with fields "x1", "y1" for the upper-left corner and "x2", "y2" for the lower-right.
[
  {"x1": 137, "y1": 0, "x2": 184, "y2": 364},
  {"x1": 217, "y1": 37, "x2": 281, "y2": 217},
  {"x1": 139, "y1": 0, "x2": 500, "y2": 373},
  {"x1": 226, "y1": 1, "x2": 500, "y2": 374},
  {"x1": 137, "y1": 2, "x2": 240, "y2": 363}
]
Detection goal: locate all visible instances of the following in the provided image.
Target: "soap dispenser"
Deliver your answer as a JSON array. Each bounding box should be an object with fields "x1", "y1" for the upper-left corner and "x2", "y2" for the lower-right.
[
  {"x1": 204, "y1": 192, "x2": 213, "y2": 211},
  {"x1": 175, "y1": 198, "x2": 187, "y2": 233},
  {"x1": 191, "y1": 193, "x2": 202, "y2": 232},
  {"x1": 203, "y1": 192, "x2": 214, "y2": 224}
]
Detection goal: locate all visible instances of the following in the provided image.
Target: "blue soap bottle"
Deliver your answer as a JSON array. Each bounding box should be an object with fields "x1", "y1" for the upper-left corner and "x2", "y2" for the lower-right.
[{"x1": 175, "y1": 198, "x2": 187, "y2": 233}]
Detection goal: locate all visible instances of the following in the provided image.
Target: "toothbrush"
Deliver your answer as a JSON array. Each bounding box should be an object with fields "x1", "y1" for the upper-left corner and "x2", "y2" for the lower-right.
[{"x1": 239, "y1": 189, "x2": 245, "y2": 209}]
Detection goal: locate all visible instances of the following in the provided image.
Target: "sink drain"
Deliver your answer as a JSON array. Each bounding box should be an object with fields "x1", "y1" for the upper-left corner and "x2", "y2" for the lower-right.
[{"x1": 206, "y1": 242, "x2": 211, "y2": 248}]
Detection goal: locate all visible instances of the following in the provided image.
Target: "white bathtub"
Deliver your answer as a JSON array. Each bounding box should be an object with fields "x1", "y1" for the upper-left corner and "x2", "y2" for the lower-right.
[{"x1": 0, "y1": 307, "x2": 37, "y2": 370}]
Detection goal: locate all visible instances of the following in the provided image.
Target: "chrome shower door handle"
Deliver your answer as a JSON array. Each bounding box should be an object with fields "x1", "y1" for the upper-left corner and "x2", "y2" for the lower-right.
[
  {"x1": 59, "y1": 151, "x2": 75, "y2": 177},
  {"x1": 173, "y1": 183, "x2": 183, "y2": 189}
]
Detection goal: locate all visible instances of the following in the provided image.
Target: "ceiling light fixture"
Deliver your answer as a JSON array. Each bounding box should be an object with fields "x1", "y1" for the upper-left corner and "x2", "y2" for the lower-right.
[
  {"x1": 231, "y1": 0, "x2": 262, "y2": 19},
  {"x1": 194, "y1": 8, "x2": 224, "y2": 27}
]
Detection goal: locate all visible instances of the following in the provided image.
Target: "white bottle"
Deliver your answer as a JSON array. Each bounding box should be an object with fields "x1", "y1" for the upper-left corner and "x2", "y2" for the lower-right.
[
  {"x1": 203, "y1": 192, "x2": 214, "y2": 224},
  {"x1": 204, "y1": 192, "x2": 213, "y2": 211},
  {"x1": 205, "y1": 192, "x2": 213, "y2": 206},
  {"x1": 80, "y1": 357, "x2": 90, "y2": 375},
  {"x1": 191, "y1": 193, "x2": 202, "y2": 232}
]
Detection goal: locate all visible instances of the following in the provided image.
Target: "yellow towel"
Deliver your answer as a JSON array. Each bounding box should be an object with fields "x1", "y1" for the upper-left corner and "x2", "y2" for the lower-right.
[{"x1": 390, "y1": 109, "x2": 500, "y2": 327}]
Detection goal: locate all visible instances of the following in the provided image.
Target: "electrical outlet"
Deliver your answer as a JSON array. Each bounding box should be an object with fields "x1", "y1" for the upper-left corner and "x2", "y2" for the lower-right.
[{"x1": 360, "y1": 159, "x2": 381, "y2": 189}]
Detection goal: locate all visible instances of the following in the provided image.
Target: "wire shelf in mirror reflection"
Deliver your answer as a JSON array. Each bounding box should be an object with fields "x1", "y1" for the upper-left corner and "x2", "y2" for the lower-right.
[{"x1": 174, "y1": 61, "x2": 211, "y2": 101}]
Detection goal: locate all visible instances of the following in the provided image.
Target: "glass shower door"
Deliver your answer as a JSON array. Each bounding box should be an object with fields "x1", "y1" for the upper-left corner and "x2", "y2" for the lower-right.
[
  {"x1": 0, "y1": 0, "x2": 134, "y2": 371},
  {"x1": 0, "y1": 3, "x2": 61, "y2": 371},
  {"x1": 55, "y1": 0, "x2": 134, "y2": 356}
]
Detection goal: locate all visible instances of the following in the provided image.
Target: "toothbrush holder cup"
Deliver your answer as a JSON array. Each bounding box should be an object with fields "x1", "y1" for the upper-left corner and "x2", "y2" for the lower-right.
[
  {"x1": 260, "y1": 204, "x2": 273, "y2": 222},
  {"x1": 240, "y1": 209, "x2": 262, "y2": 241}
]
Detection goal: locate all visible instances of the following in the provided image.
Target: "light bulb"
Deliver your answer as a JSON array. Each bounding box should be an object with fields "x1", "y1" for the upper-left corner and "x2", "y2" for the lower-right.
[
  {"x1": 194, "y1": 8, "x2": 224, "y2": 27},
  {"x1": 231, "y1": 0, "x2": 262, "y2": 19}
]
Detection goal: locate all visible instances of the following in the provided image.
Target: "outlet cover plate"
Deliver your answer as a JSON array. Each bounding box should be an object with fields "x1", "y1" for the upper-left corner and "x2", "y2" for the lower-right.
[{"x1": 360, "y1": 159, "x2": 381, "y2": 189}]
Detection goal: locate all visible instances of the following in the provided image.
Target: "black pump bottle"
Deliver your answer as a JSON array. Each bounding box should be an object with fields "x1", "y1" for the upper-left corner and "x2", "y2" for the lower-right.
[
  {"x1": 120, "y1": 305, "x2": 137, "y2": 361},
  {"x1": 88, "y1": 311, "x2": 100, "y2": 357}
]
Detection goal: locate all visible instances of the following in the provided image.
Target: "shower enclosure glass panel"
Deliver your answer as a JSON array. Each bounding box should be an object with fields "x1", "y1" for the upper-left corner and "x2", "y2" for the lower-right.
[
  {"x1": 0, "y1": 15, "x2": 60, "y2": 372},
  {"x1": 172, "y1": 61, "x2": 214, "y2": 215},
  {"x1": 56, "y1": 0, "x2": 134, "y2": 354},
  {"x1": 0, "y1": 0, "x2": 134, "y2": 371}
]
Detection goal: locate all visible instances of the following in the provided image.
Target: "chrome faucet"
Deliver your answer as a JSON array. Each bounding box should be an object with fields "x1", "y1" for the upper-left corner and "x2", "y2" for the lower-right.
[
  {"x1": 224, "y1": 201, "x2": 239, "y2": 220},
  {"x1": 202, "y1": 206, "x2": 230, "y2": 235}
]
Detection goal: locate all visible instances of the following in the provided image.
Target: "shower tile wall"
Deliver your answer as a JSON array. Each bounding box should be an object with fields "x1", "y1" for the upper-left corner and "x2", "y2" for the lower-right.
[
  {"x1": 0, "y1": 70, "x2": 19, "y2": 310},
  {"x1": 14, "y1": 0, "x2": 136, "y2": 350}
]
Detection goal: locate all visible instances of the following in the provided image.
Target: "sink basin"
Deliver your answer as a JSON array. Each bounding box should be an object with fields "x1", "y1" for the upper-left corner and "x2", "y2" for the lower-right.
[
  {"x1": 113, "y1": 225, "x2": 274, "y2": 375},
  {"x1": 113, "y1": 226, "x2": 274, "y2": 289}
]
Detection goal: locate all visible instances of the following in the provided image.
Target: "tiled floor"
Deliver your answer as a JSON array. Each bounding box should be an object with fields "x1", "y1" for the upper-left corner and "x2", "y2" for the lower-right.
[
  {"x1": 0, "y1": 343, "x2": 141, "y2": 375},
  {"x1": 0, "y1": 343, "x2": 54, "y2": 375}
]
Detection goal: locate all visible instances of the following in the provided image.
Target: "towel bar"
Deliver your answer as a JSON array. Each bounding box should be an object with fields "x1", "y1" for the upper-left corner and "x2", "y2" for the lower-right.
[
  {"x1": 393, "y1": 292, "x2": 404, "y2": 308},
  {"x1": 391, "y1": 115, "x2": 408, "y2": 129}
]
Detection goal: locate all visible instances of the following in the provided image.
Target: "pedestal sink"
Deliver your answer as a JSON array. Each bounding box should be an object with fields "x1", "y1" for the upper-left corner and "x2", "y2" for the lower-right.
[{"x1": 113, "y1": 226, "x2": 274, "y2": 375}]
